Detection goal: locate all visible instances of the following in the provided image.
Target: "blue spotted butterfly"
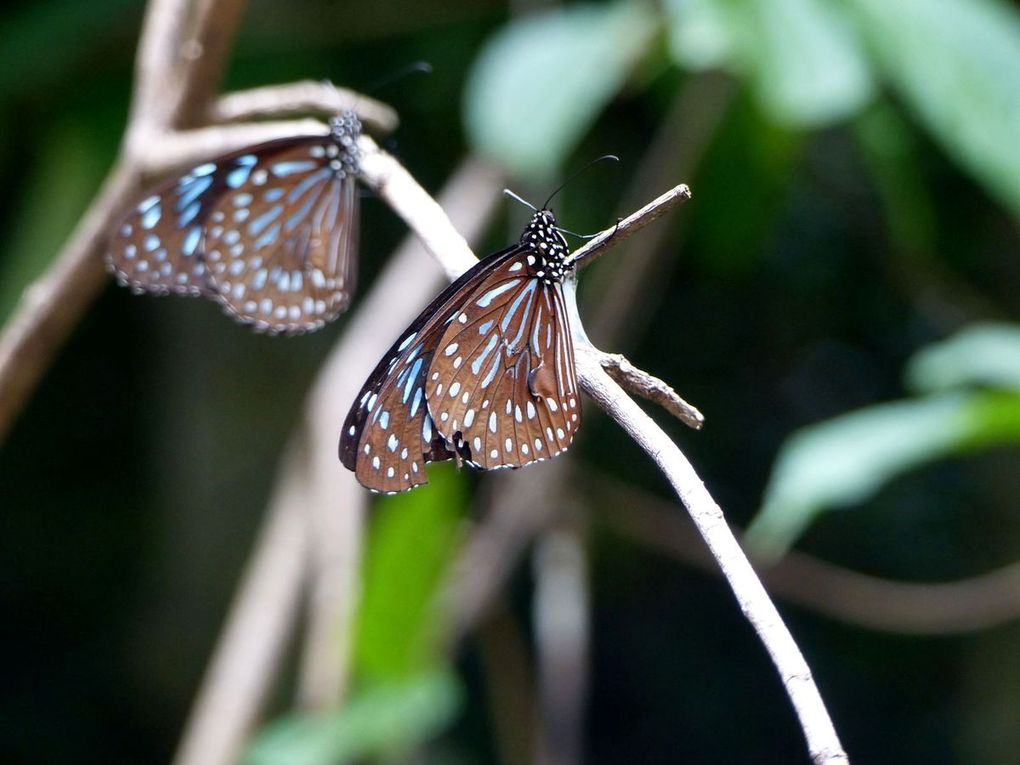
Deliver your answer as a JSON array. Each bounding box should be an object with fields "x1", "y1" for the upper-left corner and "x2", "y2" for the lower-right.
[
  {"x1": 106, "y1": 111, "x2": 361, "y2": 334},
  {"x1": 340, "y1": 208, "x2": 580, "y2": 493}
]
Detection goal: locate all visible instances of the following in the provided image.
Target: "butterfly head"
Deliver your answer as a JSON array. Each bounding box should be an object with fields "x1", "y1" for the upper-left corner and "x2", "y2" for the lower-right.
[
  {"x1": 327, "y1": 109, "x2": 363, "y2": 175},
  {"x1": 521, "y1": 209, "x2": 571, "y2": 283}
]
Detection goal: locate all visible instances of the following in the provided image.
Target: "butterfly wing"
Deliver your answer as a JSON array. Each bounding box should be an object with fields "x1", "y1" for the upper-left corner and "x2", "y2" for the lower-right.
[
  {"x1": 203, "y1": 141, "x2": 359, "y2": 334},
  {"x1": 340, "y1": 245, "x2": 524, "y2": 492},
  {"x1": 106, "y1": 161, "x2": 228, "y2": 296},
  {"x1": 426, "y1": 254, "x2": 580, "y2": 470}
]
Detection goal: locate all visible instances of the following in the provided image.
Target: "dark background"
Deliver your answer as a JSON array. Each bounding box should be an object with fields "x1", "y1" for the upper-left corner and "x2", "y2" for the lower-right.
[{"x1": 3, "y1": 0, "x2": 1020, "y2": 762}]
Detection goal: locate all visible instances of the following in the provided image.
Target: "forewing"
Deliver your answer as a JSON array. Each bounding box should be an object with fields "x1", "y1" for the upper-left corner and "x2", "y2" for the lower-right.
[
  {"x1": 203, "y1": 142, "x2": 358, "y2": 334},
  {"x1": 105, "y1": 161, "x2": 227, "y2": 296},
  {"x1": 426, "y1": 257, "x2": 580, "y2": 470},
  {"x1": 340, "y1": 245, "x2": 527, "y2": 492}
]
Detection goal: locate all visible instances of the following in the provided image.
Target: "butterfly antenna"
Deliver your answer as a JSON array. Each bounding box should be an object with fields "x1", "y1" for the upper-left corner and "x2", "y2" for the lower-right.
[
  {"x1": 503, "y1": 188, "x2": 538, "y2": 213},
  {"x1": 543, "y1": 154, "x2": 619, "y2": 209},
  {"x1": 364, "y1": 61, "x2": 433, "y2": 95}
]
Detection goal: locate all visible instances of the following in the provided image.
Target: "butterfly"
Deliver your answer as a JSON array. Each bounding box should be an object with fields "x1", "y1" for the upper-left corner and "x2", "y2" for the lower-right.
[
  {"x1": 340, "y1": 207, "x2": 581, "y2": 493},
  {"x1": 105, "y1": 110, "x2": 362, "y2": 334}
]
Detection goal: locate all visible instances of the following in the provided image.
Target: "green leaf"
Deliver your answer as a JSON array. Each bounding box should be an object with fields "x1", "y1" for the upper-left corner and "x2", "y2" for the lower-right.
[
  {"x1": 745, "y1": 392, "x2": 1020, "y2": 559},
  {"x1": 464, "y1": 2, "x2": 657, "y2": 181},
  {"x1": 907, "y1": 323, "x2": 1020, "y2": 394},
  {"x1": 0, "y1": 127, "x2": 104, "y2": 323},
  {"x1": 665, "y1": 0, "x2": 874, "y2": 127},
  {"x1": 244, "y1": 669, "x2": 462, "y2": 765},
  {"x1": 846, "y1": 0, "x2": 1020, "y2": 221},
  {"x1": 353, "y1": 464, "x2": 467, "y2": 678}
]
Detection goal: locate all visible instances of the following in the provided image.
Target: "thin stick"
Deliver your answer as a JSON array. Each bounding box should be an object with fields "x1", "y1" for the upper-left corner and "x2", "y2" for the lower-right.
[
  {"x1": 210, "y1": 81, "x2": 398, "y2": 132},
  {"x1": 596, "y1": 475, "x2": 1020, "y2": 635},
  {"x1": 600, "y1": 352, "x2": 704, "y2": 429},
  {"x1": 566, "y1": 184, "x2": 692, "y2": 271}
]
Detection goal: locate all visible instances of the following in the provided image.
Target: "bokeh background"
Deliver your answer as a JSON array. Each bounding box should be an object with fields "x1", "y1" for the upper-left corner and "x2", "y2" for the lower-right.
[{"x1": 3, "y1": 0, "x2": 1020, "y2": 762}]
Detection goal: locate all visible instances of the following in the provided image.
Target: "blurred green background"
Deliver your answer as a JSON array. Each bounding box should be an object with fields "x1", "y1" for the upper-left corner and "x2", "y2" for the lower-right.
[{"x1": 4, "y1": 0, "x2": 1020, "y2": 762}]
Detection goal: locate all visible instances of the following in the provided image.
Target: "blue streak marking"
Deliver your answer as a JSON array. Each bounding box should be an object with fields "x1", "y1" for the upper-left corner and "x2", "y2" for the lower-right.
[
  {"x1": 507, "y1": 287, "x2": 537, "y2": 350},
  {"x1": 379, "y1": 410, "x2": 390, "y2": 429},
  {"x1": 182, "y1": 226, "x2": 201, "y2": 257},
  {"x1": 237, "y1": 154, "x2": 258, "y2": 166},
  {"x1": 249, "y1": 204, "x2": 284, "y2": 237},
  {"x1": 478, "y1": 320, "x2": 494, "y2": 335},
  {"x1": 500, "y1": 280, "x2": 537, "y2": 331},
  {"x1": 481, "y1": 353, "x2": 500, "y2": 388},
  {"x1": 141, "y1": 204, "x2": 161, "y2": 229},
  {"x1": 138, "y1": 195, "x2": 160, "y2": 213},
  {"x1": 285, "y1": 184, "x2": 321, "y2": 232},
  {"x1": 144, "y1": 234, "x2": 160, "y2": 252},
  {"x1": 476, "y1": 279, "x2": 520, "y2": 308},
  {"x1": 288, "y1": 167, "x2": 331, "y2": 203},
  {"x1": 410, "y1": 387, "x2": 423, "y2": 418},
  {"x1": 177, "y1": 175, "x2": 212, "y2": 210},
  {"x1": 192, "y1": 162, "x2": 216, "y2": 176},
  {"x1": 254, "y1": 223, "x2": 281, "y2": 250},
  {"x1": 226, "y1": 165, "x2": 253, "y2": 188},
  {"x1": 272, "y1": 160, "x2": 317, "y2": 176},
  {"x1": 403, "y1": 358, "x2": 423, "y2": 402},
  {"x1": 471, "y1": 334, "x2": 498, "y2": 375},
  {"x1": 263, "y1": 188, "x2": 285, "y2": 202},
  {"x1": 179, "y1": 201, "x2": 201, "y2": 227},
  {"x1": 398, "y1": 332, "x2": 418, "y2": 351}
]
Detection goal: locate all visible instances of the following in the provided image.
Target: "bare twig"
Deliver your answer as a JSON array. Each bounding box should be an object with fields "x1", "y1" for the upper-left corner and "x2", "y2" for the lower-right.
[
  {"x1": 596, "y1": 476, "x2": 1020, "y2": 635},
  {"x1": 171, "y1": 0, "x2": 250, "y2": 127},
  {"x1": 566, "y1": 184, "x2": 692, "y2": 272},
  {"x1": 600, "y1": 352, "x2": 704, "y2": 429},
  {"x1": 210, "y1": 81, "x2": 398, "y2": 132}
]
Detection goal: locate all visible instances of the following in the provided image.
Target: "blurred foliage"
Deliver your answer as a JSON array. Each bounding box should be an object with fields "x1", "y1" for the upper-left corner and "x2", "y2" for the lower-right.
[
  {"x1": 245, "y1": 668, "x2": 462, "y2": 765},
  {"x1": 3, "y1": 0, "x2": 1020, "y2": 762}
]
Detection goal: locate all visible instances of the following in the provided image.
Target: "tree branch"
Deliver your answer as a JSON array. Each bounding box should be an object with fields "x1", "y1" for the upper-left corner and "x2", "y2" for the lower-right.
[
  {"x1": 599, "y1": 352, "x2": 703, "y2": 430},
  {"x1": 565, "y1": 184, "x2": 692, "y2": 272},
  {"x1": 210, "y1": 81, "x2": 398, "y2": 132},
  {"x1": 596, "y1": 475, "x2": 1020, "y2": 635}
]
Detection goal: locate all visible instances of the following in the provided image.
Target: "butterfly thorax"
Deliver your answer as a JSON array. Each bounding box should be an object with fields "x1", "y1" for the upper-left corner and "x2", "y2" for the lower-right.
[
  {"x1": 325, "y1": 110, "x2": 362, "y2": 178},
  {"x1": 521, "y1": 209, "x2": 570, "y2": 285}
]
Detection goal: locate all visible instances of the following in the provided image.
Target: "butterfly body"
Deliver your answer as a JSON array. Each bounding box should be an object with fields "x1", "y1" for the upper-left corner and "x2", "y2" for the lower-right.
[
  {"x1": 106, "y1": 110, "x2": 363, "y2": 334},
  {"x1": 340, "y1": 209, "x2": 581, "y2": 493}
]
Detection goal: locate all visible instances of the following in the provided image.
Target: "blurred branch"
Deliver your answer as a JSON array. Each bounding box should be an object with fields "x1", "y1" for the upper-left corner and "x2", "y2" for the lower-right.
[
  {"x1": 600, "y1": 352, "x2": 704, "y2": 430},
  {"x1": 533, "y1": 519, "x2": 590, "y2": 765},
  {"x1": 291, "y1": 158, "x2": 505, "y2": 710},
  {"x1": 596, "y1": 476, "x2": 1020, "y2": 635},
  {"x1": 210, "y1": 81, "x2": 398, "y2": 132},
  {"x1": 476, "y1": 604, "x2": 536, "y2": 765},
  {"x1": 172, "y1": 445, "x2": 311, "y2": 765},
  {"x1": 171, "y1": 0, "x2": 250, "y2": 126}
]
